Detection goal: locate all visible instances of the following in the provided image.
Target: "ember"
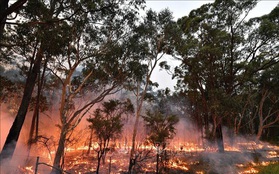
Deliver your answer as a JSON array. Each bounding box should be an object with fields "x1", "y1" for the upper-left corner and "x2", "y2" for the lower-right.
[
  {"x1": 18, "y1": 166, "x2": 34, "y2": 174},
  {"x1": 238, "y1": 167, "x2": 258, "y2": 174}
]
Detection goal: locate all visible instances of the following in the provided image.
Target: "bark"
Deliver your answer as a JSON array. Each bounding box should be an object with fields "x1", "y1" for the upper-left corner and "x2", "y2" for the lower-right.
[
  {"x1": 87, "y1": 127, "x2": 94, "y2": 155},
  {"x1": 256, "y1": 89, "x2": 279, "y2": 140},
  {"x1": 256, "y1": 127, "x2": 263, "y2": 140},
  {"x1": 51, "y1": 125, "x2": 67, "y2": 174},
  {"x1": 96, "y1": 151, "x2": 102, "y2": 174},
  {"x1": 128, "y1": 53, "x2": 163, "y2": 173},
  {"x1": 0, "y1": 47, "x2": 43, "y2": 162},
  {"x1": 128, "y1": 82, "x2": 144, "y2": 173},
  {"x1": 96, "y1": 142, "x2": 107, "y2": 174},
  {"x1": 27, "y1": 58, "x2": 47, "y2": 150},
  {"x1": 216, "y1": 123, "x2": 224, "y2": 153}
]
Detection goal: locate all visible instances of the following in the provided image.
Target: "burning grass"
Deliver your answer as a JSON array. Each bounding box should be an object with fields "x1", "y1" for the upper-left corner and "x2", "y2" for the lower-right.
[
  {"x1": 4, "y1": 140, "x2": 278, "y2": 174},
  {"x1": 58, "y1": 140, "x2": 278, "y2": 174}
]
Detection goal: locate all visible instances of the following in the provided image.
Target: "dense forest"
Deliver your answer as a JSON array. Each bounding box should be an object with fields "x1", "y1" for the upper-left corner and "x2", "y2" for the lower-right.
[{"x1": 0, "y1": 0, "x2": 278, "y2": 173}]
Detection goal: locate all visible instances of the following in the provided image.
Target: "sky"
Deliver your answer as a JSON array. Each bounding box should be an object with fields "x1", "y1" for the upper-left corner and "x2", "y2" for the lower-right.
[{"x1": 146, "y1": 0, "x2": 279, "y2": 91}]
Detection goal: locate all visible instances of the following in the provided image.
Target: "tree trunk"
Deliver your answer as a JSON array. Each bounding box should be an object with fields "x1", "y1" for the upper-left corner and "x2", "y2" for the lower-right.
[
  {"x1": 87, "y1": 127, "x2": 94, "y2": 155},
  {"x1": 128, "y1": 82, "x2": 143, "y2": 173},
  {"x1": 256, "y1": 89, "x2": 266, "y2": 140},
  {"x1": 0, "y1": 48, "x2": 43, "y2": 162},
  {"x1": 128, "y1": 109, "x2": 140, "y2": 172},
  {"x1": 27, "y1": 59, "x2": 47, "y2": 150},
  {"x1": 216, "y1": 123, "x2": 224, "y2": 153},
  {"x1": 96, "y1": 151, "x2": 101, "y2": 174},
  {"x1": 51, "y1": 126, "x2": 67, "y2": 174},
  {"x1": 256, "y1": 126, "x2": 263, "y2": 140}
]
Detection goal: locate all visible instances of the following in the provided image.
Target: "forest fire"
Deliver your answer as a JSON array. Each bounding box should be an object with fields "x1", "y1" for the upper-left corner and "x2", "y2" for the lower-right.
[
  {"x1": 1, "y1": 0, "x2": 278, "y2": 174},
  {"x1": 13, "y1": 139, "x2": 276, "y2": 174}
]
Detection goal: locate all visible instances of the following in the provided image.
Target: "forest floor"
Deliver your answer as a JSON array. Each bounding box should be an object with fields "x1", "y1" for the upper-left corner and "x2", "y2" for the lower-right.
[{"x1": 61, "y1": 146, "x2": 279, "y2": 174}]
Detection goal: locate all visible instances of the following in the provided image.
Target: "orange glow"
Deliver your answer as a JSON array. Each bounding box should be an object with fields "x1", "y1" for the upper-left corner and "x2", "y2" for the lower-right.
[
  {"x1": 238, "y1": 167, "x2": 258, "y2": 174},
  {"x1": 18, "y1": 166, "x2": 34, "y2": 174},
  {"x1": 13, "y1": 136, "x2": 279, "y2": 174}
]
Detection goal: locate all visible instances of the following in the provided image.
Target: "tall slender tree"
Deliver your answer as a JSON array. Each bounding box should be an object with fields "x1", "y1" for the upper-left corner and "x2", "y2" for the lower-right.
[{"x1": 126, "y1": 9, "x2": 180, "y2": 172}]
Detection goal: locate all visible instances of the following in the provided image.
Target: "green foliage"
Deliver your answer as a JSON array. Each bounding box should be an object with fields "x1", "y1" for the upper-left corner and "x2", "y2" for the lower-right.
[
  {"x1": 258, "y1": 163, "x2": 279, "y2": 174},
  {"x1": 143, "y1": 110, "x2": 179, "y2": 145},
  {"x1": 174, "y1": 0, "x2": 279, "y2": 139},
  {"x1": 87, "y1": 99, "x2": 134, "y2": 142},
  {"x1": 29, "y1": 95, "x2": 49, "y2": 112},
  {"x1": 0, "y1": 71, "x2": 21, "y2": 101}
]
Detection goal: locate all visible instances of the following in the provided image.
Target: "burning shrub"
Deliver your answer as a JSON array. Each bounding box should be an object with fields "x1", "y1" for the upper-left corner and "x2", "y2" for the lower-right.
[{"x1": 87, "y1": 99, "x2": 134, "y2": 173}]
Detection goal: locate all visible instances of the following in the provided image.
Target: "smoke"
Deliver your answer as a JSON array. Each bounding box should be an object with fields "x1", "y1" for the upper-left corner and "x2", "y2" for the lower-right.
[
  {"x1": 173, "y1": 117, "x2": 200, "y2": 147},
  {"x1": 1, "y1": 86, "x2": 277, "y2": 174},
  {"x1": 0, "y1": 102, "x2": 59, "y2": 174},
  {"x1": 1, "y1": 104, "x2": 14, "y2": 150},
  {"x1": 200, "y1": 151, "x2": 254, "y2": 174},
  {"x1": 195, "y1": 126, "x2": 275, "y2": 174}
]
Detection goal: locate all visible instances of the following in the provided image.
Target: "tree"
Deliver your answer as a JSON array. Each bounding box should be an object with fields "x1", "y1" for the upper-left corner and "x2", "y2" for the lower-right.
[
  {"x1": 247, "y1": 6, "x2": 279, "y2": 140},
  {"x1": 0, "y1": 0, "x2": 74, "y2": 163},
  {"x1": 232, "y1": 5, "x2": 279, "y2": 139},
  {"x1": 27, "y1": 58, "x2": 49, "y2": 151},
  {"x1": 126, "y1": 9, "x2": 179, "y2": 172},
  {"x1": 143, "y1": 110, "x2": 179, "y2": 173},
  {"x1": 87, "y1": 99, "x2": 134, "y2": 174},
  {"x1": 42, "y1": 1, "x2": 146, "y2": 172},
  {"x1": 256, "y1": 64, "x2": 279, "y2": 140},
  {"x1": 0, "y1": 0, "x2": 27, "y2": 40},
  {"x1": 0, "y1": 0, "x2": 145, "y2": 169},
  {"x1": 142, "y1": 89, "x2": 180, "y2": 173},
  {"x1": 0, "y1": 44, "x2": 44, "y2": 161},
  {"x1": 174, "y1": 0, "x2": 278, "y2": 151},
  {"x1": 143, "y1": 110, "x2": 179, "y2": 146}
]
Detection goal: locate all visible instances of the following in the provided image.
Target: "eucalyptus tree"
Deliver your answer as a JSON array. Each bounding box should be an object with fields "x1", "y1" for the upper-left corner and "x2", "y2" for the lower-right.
[
  {"x1": 229, "y1": 5, "x2": 279, "y2": 139},
  {"x1": 87, "y1": 99, "x2": 134, "y2": 174},
  {"x1": 244, "y1": 6, "x2": 279, "y2": 140},
  {"x1": 255, "y1": 64, "x2": 279, "y2": 140},
  {"x1": 0, "y1": 0, "x2": 145, "y2": 170},
  {"x1": 0, "y1": 0, "x2": 72, "y2": 162},
  {"x1": 125, "y1": 9, "x2": 180, "y2": 172},
  {"x1": 174, "y1": 0, "x2": 278, "y2": 152},
  {"x1": 40, "y1": 1, "x2": 145, "y2": 173}
]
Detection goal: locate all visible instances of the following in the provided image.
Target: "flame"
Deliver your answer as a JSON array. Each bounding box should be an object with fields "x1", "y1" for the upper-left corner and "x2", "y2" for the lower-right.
[
  {"x1": 168, "y1": 158, "x2": 189, "y2": 171},
  {"x1": 18, "y1": 166, "x2": 34, "y2": 174},
  {"x1": 238, "y1": 167, "x2": 258, "y2": 174},
  {"x1": 267, "y1": 150, "x2": 278, "y2": 158},
  {"x1": 16, "y1": 138, "x2": 279, "y2": 174},
  {"x1": 60, "y1": 140, "x2": 277, "y2": 173},
  {"x1": 196, "y1": 171, "x2": 204, "y2": 174}
]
